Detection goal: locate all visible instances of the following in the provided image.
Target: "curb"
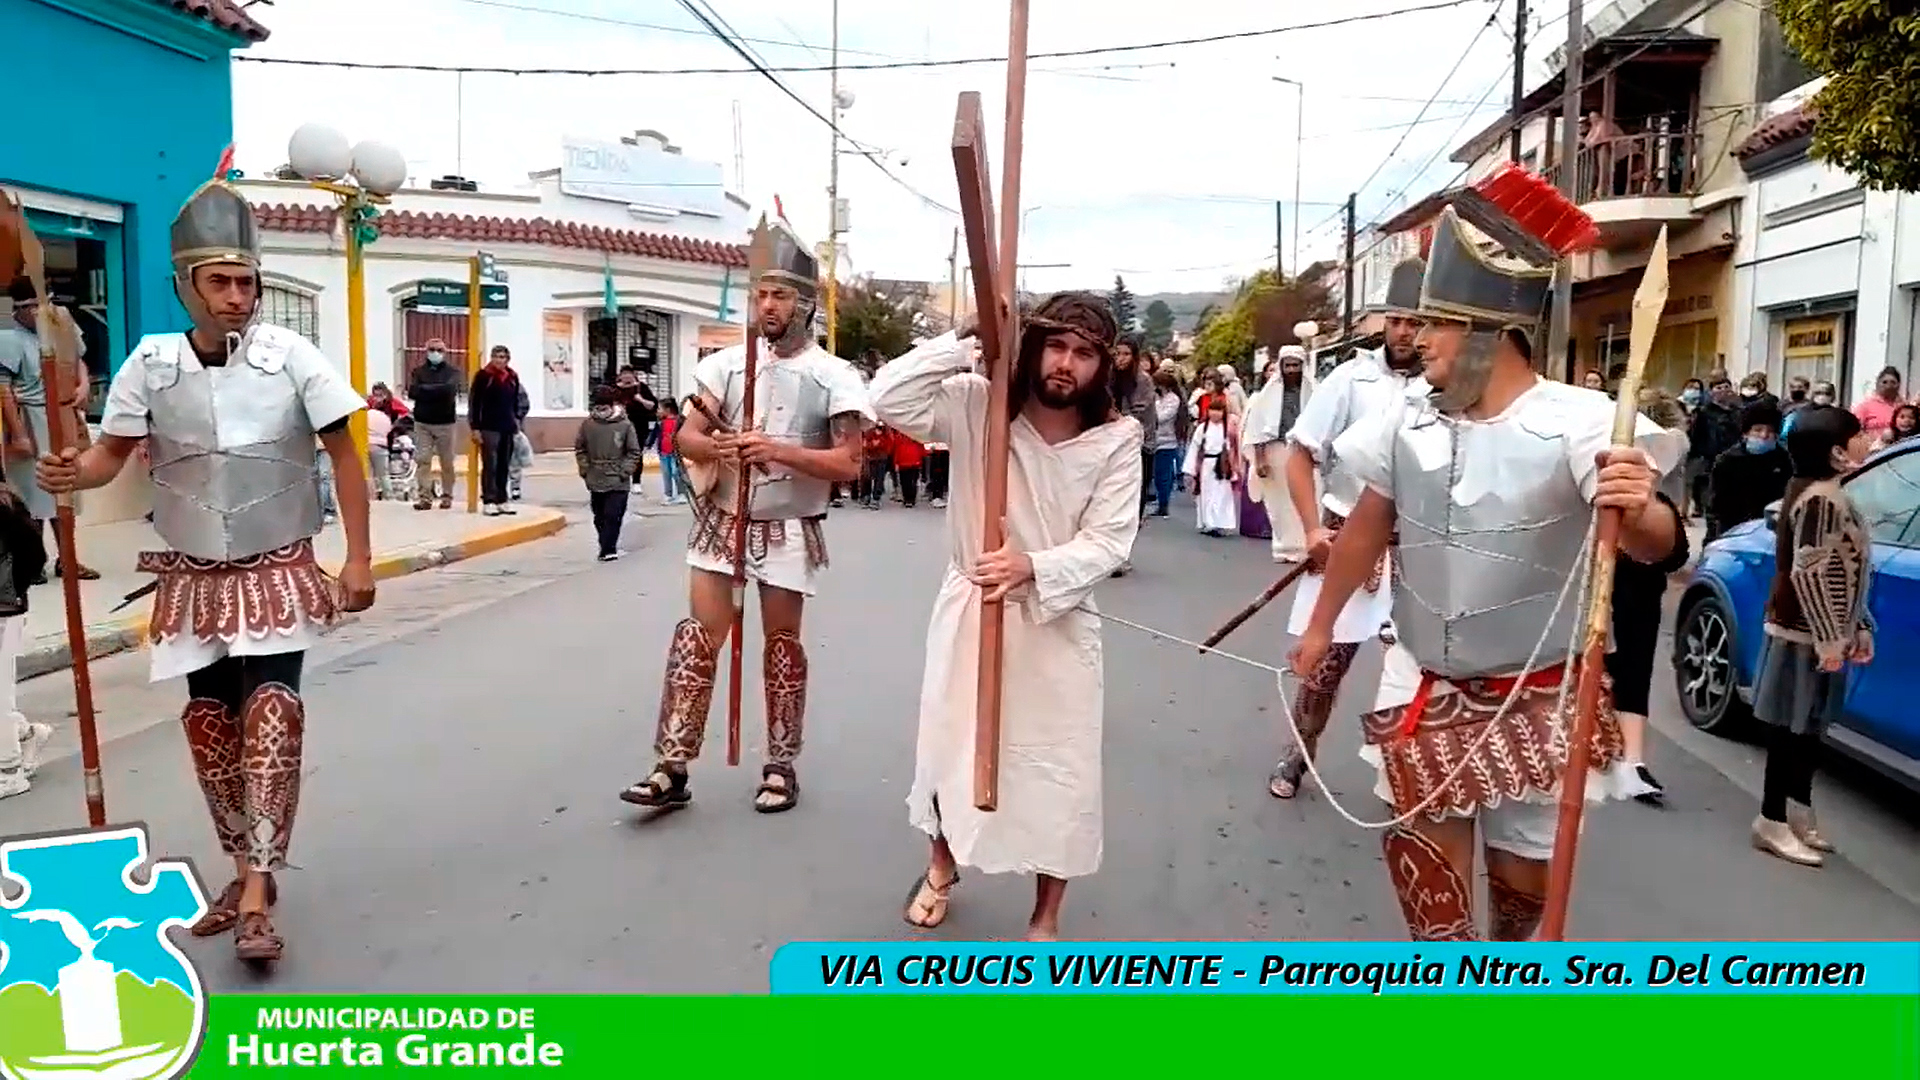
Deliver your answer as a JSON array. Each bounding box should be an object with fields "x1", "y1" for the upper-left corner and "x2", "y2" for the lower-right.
[{"x1": 17, "y1": 509, "x2": 568, "y2": 681}]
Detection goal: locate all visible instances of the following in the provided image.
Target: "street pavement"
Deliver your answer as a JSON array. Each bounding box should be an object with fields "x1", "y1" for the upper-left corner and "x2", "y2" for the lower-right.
[{"x1": 2, "y1": 478, "x2": 1915, "y2": 993}]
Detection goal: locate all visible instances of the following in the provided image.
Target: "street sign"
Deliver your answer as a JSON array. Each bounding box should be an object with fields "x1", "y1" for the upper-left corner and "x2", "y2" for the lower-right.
[{"x1": 412, "y1": 279, "x2": 508, "y2": 311}]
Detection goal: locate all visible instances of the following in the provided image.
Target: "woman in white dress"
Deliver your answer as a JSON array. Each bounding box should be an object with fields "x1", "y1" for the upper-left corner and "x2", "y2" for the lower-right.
[{"x1": 1182, "y1": 395, "x2": 1240, "y2": 536}]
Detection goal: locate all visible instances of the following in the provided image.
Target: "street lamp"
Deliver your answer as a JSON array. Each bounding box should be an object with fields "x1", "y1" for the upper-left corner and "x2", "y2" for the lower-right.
[
  {"x1": 824, "y1": 0, "x2": 845, "y2": 354},
  {"x1": 286, "y1": 122, "x2": 407, "y2": 464},
  {"x1": 1272, "y1": 75, "x2": 1305, "y2": 277}
]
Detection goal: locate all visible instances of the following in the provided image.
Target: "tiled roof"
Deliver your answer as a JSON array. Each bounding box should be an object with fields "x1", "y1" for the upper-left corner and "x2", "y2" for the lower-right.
[
  {"x1": 157, "y1": 0, "x2": 271, "y2": 41},
  {"x1": 1734, "y1": 104, "x2": 1816, "y2": 161},
  {"x1": 252, "y1": 204, "x2": 749, "y2": 268}
]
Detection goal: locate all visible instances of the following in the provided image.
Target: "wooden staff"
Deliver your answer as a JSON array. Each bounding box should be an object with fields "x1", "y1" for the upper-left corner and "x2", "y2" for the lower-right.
[
  {"x1": 11, "y1": 199, "x2": 107, "y2": 827},
  {"x1": 725, "y1": 218, "x2": 775, "y2": 767},
  {"x1": 944, "y1": 2, "x2": 1030, "y2": 813},
  {"x1": 1197, "y1": 561, "x2": 1313, "y2": 653},
  {"x1": 1540, "y1": 225, "x2": 1671, "y2": 940}
]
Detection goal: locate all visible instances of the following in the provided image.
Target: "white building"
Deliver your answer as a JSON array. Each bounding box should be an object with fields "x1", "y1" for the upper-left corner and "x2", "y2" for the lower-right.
[
  {"x1": 1727, "y1": 95, "x2": 1920, "y2": 403},
  {"x1": 241, "y1": 130, "x2": 759, "y2": 450}
]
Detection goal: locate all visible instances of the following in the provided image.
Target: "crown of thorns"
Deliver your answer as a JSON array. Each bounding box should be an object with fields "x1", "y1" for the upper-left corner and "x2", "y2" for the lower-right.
[{"x1": 1021, "y1": 291, "x2": 1118, "y2": 353}]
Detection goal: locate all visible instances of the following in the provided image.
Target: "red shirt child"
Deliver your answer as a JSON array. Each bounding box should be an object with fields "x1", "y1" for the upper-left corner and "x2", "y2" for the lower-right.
[
  {"x1": 863, "y1": 425, "x2": 894, "y2": 462},
  {"x1": 658, "y1": 412, "x2": 678, "y2": 456}
]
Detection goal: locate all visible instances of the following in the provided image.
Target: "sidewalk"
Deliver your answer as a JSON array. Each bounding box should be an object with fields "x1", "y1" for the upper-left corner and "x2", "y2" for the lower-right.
[{"x1": 19, "y1": 500, "x2": 567, "y2": 679}]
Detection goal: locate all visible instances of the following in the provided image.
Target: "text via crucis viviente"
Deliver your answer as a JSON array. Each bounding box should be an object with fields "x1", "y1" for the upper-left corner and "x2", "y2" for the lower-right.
[
  {"x1": 232, "y1": 1006, "x2": 566, "y2": 1068},
  {"x1": 817, "y1": 952, "x2": 1872, "y2": 993}
]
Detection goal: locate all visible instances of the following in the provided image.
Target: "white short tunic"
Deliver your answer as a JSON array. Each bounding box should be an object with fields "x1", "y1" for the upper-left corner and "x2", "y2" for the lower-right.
[{"x1": 99, "y1": 328, "x2": 366, "y2": 682}]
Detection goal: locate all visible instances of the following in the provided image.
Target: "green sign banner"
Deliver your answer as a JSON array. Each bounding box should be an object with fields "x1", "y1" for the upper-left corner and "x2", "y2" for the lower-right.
[
  {"x1": 152, "y1": 993, "x2": 1915, "y2": 1075},
  {"x1": 412, "y1": 280, "x2": 508, "y2": 311}
]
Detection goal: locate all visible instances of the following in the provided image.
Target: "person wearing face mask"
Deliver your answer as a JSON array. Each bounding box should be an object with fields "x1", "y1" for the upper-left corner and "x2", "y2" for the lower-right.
[
  {"x1": 1737, "y1": 371, "x2": 1779, "y2": 415},
  {"x1": 1706, "y1": 400, "x2": 1790, "y2": 542},
  {"x1": 1749, "y1": 405, "x2": 1876, "y2": 867},
  {"x1": 408, "y1": 336, "x2": 464, "y2": 509},
  {"x1": 1781, "y1": 375, "x2": 1812, "y2": 419},
  {"x1": 1685, "y1": 371, "x2": 1742, "y2": 520},
  {"x1": 1781, "y1": 380, "x2": 1838, "y2": 438}
]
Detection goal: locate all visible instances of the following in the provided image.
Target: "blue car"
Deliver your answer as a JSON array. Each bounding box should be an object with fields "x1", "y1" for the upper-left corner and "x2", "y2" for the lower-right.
[{"x1": 1672, "y1": 437, "x2": 1920, "y2": 792}]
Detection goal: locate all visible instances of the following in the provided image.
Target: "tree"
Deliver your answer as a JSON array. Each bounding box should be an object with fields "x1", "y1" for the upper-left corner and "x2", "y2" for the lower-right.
[
  {"x1": 1775, "y1": 2, "x2": 1920, "y2": 191},
  {"x1": 831, "y1": 280, "x2": 915, "y2": 364},
  {"x1": 1188, "y1": 269, "x2": 1337, "y2": 373},
  {"x1": 1141, "y1": 300, "x2": 1175, "y2": 354},
  {"x1": 1109, "y1": 275, "x2": 1138, "y2": 333}
]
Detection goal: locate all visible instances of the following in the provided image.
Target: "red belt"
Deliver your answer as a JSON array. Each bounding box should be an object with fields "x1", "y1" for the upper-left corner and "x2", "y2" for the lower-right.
[{"x1": 1397, "y1": 662, "x2": 1572, "y2": 739}]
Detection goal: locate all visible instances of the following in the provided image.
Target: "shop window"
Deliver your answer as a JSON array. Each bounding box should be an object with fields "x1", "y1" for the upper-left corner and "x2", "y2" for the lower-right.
[
  {"x1": 1781, "y1": 312, "x2": 1847, "y2": 395},
  {"x1": 587, "y1": 308, "x2": 676, "y2": 402},
  {"x1": 260, "y1": 285, "x2": 319, "y2": 347},
  {"x1": 1643, "y1": 319, "x2": 1718, "y2": 391}
]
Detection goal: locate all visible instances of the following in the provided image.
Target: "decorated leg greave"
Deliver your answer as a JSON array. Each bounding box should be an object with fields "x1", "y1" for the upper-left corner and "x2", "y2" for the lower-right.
[
  {"x1": 181, "y1": 697, "x2": 249, "y2": 857},
  {"x1": 1382, "y1": 825, "x2": 1478, "y2": 941},
  {"x1": 654, "y1": 619, "x2": 718, "y2": 764},
  {"x1": 240, "y1": 683, "x2": 305, "y2": 874},
  {"x1": 1287, "y1": 640, "x2": 1360, "y2": 765},
  {"x1": 763, "y1": 631, "x2": 807, "y2": 765},
  {"x1": 1487, "y1": 871, "x2": 1547, "y2": 942}
]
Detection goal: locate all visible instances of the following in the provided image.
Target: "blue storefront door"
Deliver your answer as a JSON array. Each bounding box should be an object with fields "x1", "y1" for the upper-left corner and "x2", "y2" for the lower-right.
[{"x1": 22, "y1": 207, "x2": 127, "y2": 405}]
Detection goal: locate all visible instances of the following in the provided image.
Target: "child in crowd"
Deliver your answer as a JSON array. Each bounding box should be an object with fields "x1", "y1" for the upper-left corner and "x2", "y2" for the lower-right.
[
  {"x1": 860, "y1": 424, "x2": 894, "y2": 509},
  {"x1": 891, "y1": 428, "x2": 926, "y2": 509},
  {"x1": 657, "y1": 399, "x2": 684, "y2": 505},
  {"x1": 575, "y1": 384, "x2": 642, "y2": 561}
]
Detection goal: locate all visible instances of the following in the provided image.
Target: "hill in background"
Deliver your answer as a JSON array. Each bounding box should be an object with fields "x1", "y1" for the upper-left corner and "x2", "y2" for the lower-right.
[{"x1": 1127, "y1": 291, "x2": 1229, "y2": 331}]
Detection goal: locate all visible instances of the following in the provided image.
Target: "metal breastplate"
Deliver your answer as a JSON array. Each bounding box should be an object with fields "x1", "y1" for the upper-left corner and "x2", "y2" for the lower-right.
[
  {"x1": 739, "y1": 360, "x2": 836, "y2": 522},
  {"x1": 1389, "y1": 402, "x2": 1592, "y2": 679},
  {"x1": 148, "y1": 364, "x2": 324, "y2": 562}
]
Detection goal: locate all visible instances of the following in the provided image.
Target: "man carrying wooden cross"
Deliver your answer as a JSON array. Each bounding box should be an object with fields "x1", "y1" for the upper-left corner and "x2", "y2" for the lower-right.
[
  {"x1": 1291, "y1": 202, "x2": 1688, "y2": 941},
  {"x1": 873, "y1": 291, "x2": 1142, "y2": 942}
]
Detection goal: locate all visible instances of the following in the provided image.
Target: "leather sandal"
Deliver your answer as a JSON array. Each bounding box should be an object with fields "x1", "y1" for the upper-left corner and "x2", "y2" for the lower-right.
[
  {"x1": 192, "y1": 875, "x2": 278, "y2": 937},
  {"x1": 903, "y1": 869, "x2": 960, "y2": 929},
  {"x1": 234, "y1": 911, "x2": 285, "y2": 963},
  {"x1": 753, "y1": 764, "x2": 799, "y2": 813},
  {"x1": 620, "y1": 765, "x2": 690, "y2": 808},
  {"x1": 1269, "y1": 756, "x2": 1306, "y2": 800}
]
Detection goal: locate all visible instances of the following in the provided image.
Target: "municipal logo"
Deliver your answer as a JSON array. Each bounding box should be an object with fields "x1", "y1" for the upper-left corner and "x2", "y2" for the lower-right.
[{"x1": 0, "y1": 826, "x2": 210, "y2": 1080}]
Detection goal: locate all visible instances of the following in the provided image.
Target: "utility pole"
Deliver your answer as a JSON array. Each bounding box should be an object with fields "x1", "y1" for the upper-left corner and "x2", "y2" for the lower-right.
[
  {"x1": 1510, "y1": 0, "x2": 1528, "y2": 163},
  {"x1": 1547, "y1": 0, "x2": 1582, "y2": 379},
  {"x1": 823, "y1": 0, "x2": 842, "y2": 355},
  {"x1": 1275, "y1": 200, "x2": 1285, "y2": 281},
  {"x1": 1341, "y1": 193, "x2": 1357, "y2": 360}
]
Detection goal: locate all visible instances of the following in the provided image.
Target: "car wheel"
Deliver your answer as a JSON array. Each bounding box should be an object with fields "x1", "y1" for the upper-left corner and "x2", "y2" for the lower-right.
[{"x1": 1673, "y1": 593, "x2": 1750, "y2": 735}]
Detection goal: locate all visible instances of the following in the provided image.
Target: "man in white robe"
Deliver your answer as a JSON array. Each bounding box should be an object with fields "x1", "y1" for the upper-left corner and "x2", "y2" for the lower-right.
[
  {"x1": 1243, "y1": 345, "x2": 1315, "y2": 562},
  {"x1": 872, "y1": 292, "x2": 1141, "y2": 942},
  {"x1": 1269, "y1": 259, "x2": 1427, "y2": 799}
]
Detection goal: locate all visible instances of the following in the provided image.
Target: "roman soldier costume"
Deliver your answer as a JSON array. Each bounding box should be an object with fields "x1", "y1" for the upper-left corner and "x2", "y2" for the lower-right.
[
  {"x1": 621, "y1": 218, "x2": 873, "y2": 814},
  {"x1": 1327, "y1": 206, "x2": 1684, "y2": 940},
  {"x1": 1268, "y1": 257, "x2": 1427, "y2": 800},
  {"x1": 97, "y1": 180, "x2": 368, "y2": 962}
]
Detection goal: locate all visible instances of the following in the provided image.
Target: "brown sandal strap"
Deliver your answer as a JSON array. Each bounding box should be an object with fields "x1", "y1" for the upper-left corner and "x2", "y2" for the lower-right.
[{"x1": 235, "y1": 911, "x2": 284, "y2": 956}]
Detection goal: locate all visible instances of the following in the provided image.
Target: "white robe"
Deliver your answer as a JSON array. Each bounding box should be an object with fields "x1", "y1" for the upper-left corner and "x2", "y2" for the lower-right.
[
  {"x1": 869, "y1": 333, "x2": 1143, "y2": 879},
  {"x1": 1243, "y1": 375, "x2": 1315, "y2": 561},
  {"x1": 1183, "y1": 419, "x2": 1238, "y2": 533}
]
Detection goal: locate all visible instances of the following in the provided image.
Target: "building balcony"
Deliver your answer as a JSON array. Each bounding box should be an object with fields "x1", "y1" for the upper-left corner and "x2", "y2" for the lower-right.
[{"x1": 1544, "y1": 129, "x2": 1706, "y2": 249}]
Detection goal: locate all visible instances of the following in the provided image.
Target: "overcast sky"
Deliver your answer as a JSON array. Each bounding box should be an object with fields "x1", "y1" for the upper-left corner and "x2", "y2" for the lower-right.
[{"x1": 232, "y1": 0, "x2": 1575, "y2": 296}]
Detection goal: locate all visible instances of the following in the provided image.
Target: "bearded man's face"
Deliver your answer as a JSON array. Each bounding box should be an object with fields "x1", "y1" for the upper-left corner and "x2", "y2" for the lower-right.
[
  {"x1": 1031, "y1": 330, "x2": 1103, "y2": 409},
  {"x1": 1383, "y1": 315, "x2": 1424, "y2": 368},
  {"x1": 1281, "y1": 358, "x2": 1304, "y2": 385},
  {"x1": 754, "y1": 282, "x2": 800, "y2": 341},
  {"x1": 1413, "y1": 320, "x2": 1470, "y2": 389}
]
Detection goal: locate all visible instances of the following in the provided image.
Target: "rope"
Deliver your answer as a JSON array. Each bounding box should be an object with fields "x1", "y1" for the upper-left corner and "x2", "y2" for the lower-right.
[{"x1": 1080, "y1": 509, "x2": 1601, "y2": 831}]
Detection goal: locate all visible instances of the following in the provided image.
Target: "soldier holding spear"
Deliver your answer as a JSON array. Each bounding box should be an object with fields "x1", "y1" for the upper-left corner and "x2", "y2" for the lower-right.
[{"x1": 1292, "y1": 181, "x2": 1687, "y2": 941}]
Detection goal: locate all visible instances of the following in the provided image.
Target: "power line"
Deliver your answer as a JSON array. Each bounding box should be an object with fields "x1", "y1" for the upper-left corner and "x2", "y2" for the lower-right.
[
  {"x1": 232, "y1": 0, "x2": 1485, "y2": 76},
  {"x1": 668, "y1": 0, "x2": 958, "y2": 216}
]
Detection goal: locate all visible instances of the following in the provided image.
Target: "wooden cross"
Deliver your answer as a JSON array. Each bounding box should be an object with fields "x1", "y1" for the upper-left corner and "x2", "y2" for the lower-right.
[{"x1": 949, "y1": 1, "x2": 1031, "y2": 813}]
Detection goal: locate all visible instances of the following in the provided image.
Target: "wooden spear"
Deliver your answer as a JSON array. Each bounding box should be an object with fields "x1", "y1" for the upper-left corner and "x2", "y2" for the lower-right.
[
  {"x1": 1540, "y1": 225, "x2": 1671, "y2": 940},
  {"x1": 9, "y1": 195, "x2": 108, "y2": 827},
  {"x1": 947, "y1": 0, "x2": 1030, "y2": 813},
  {"x1": 1197, "y1": 561, "x2": 1313, "y2": 654},
  {"x1": 724, "y1": 217, "x2": 775, "y2": 768}
]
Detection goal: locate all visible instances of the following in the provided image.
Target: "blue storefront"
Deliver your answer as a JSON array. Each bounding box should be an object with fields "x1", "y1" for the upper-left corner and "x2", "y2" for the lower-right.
[{"x1": 2, "y1": 0, "x2": 266, "y2": 400}]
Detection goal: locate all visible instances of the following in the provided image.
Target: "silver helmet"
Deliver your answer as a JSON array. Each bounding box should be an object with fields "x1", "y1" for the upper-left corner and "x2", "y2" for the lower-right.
[
  {"x1": 1416, "y1": 206, "x2": 1553, "y2": 413},
  {"x1": 752, "y1": 218, "x2": 821, "y2": 352},
  {"x1": 170, "y1": 180, "x2": 262, "y2": 340}
]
